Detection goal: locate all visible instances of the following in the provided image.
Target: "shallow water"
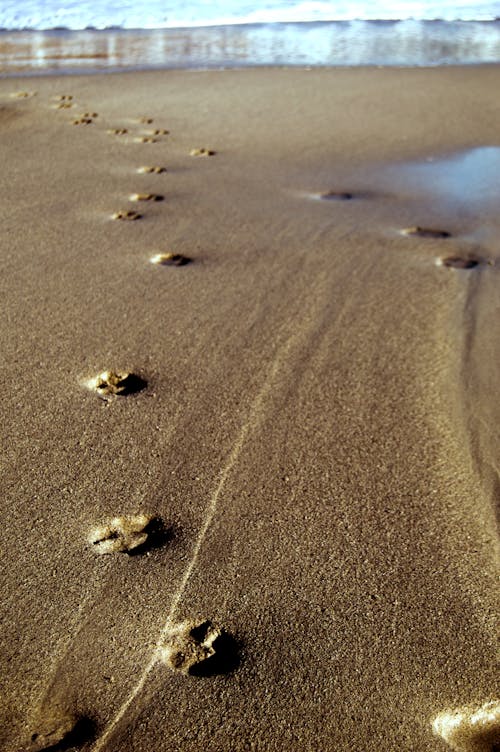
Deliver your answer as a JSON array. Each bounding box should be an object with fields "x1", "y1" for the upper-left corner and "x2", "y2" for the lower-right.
[
  {"x1": 401, "y1": 147, "x2": 500, "y2": 207},
  {"x1": 380, "y1": 147, "x2": 500, "y2": 217}
]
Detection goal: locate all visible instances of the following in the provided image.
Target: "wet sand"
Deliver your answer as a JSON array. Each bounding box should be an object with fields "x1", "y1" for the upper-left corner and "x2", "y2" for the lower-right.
[{"x1": 0, "y1": 67, "x2": 499, "y2": 752}]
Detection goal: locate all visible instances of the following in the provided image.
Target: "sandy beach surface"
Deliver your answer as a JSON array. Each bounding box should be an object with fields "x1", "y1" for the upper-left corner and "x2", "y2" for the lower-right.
[{"x1": 0, "y1": 66, "x2": 499, "y2": 752}]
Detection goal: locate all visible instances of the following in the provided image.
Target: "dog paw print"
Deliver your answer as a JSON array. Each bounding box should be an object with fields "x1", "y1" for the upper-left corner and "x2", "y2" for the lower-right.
[{"x1": 88, "y1": 514, "x2": 154, "y2": 554}]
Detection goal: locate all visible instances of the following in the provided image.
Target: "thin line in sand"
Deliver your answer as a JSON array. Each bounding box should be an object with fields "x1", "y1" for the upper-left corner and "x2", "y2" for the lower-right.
[
  {"x1": 92, "y1": 354, "x2": 283, "y2": 752},
  {"x1": 30, "y1": 405, "x2": 185, "y2": 739}
]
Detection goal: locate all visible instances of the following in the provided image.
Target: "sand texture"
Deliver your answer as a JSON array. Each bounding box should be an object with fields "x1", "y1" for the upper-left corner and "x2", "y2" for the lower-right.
[{"x1": 0, "y1": 67, "x2": 499, "y2": 752}]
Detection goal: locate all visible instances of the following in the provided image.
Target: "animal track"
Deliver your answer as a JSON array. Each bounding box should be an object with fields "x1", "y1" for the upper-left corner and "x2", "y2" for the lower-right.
[
  {"x1": 190, "y1": 148, "x2": 216, "y2": 157},
  {"x1": 81, "y1": 112, "x2": 98, "y2": 118},
  {"x1": 134, "y1": 137, "x2": 158, "y2": 143},
  {"x1": 159, "y1": 621, "x2": 240, "y2": 676},
  {"x1": 111, "y1": 210, "x2": 142, "y2": 221},
  {"x1": 28, "y1": 712, "x2": 95, "y2": 751},
  {"x1": 146, "y1": 128, "x2": 169, "y2": 136},
  {"x1": 55, "y1": 103, "x2": 73, "y2": 109},
  {"x1": 402, "y1": 226, "x2": 451, "y2": 238},
  {"x1": 55, "y1": 94, "x2": 73, "y2": 101},
  {"x1": 10, "y1": 91, "x2": 36, "y2": 98},
  {"x1": 72, "y1": 118, "x2": 93, "y2": 126},
  {"x1": 107, "y1": 128, "x2": 128, "y2": 136},
  {"x1": 28, "y1": 713, "x2": 78, "y2": 751},
  {"x1": 129, "y1": 193, "x2": 164, "y2": 202},
  {"x1": 88, "y1": 514, "x2": 154, "y2": 554},
  {"x1": 432, "y1": 700, "x2": 500, "y2": 751},
  {"x1": 138, "y1": 117, "x2": 154, "y2": 124},
  {"x1": 159, "y1": 621, "x2": 222, "y2": 674},
  {"x1": 137, "y1": 166, "x2": 166, "y2": 174},
  {"x1": 150, "y1": 253, "x2": 191, "y2": 267},
  {"x1": 85, "y1": 370, "x2": 147, "y2": 396},
  {"x1": 319, "y1": 190, "x2": 354, "y2": 200},
  {"x1": 438, "y1": 256, "x2": 481, "y2": 269}
]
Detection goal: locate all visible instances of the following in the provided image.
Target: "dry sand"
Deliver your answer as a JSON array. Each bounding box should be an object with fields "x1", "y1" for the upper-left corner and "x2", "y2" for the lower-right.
[{"x1": 0, "y1": 67, "x2": 499, "y2": 752}]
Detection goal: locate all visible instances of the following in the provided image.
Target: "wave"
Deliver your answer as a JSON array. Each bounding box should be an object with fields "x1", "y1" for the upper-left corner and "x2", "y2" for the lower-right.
[
  {"x1": 1, "y1": 0, "x2": 498, "y2": 31},
  {"x1": 2, "y1": 20, "x2": 499, "y2": 74}
]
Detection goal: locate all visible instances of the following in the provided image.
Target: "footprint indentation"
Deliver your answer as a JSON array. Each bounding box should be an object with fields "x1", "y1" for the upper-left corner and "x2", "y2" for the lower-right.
[
  {"x1": 55, "y1": 103, "x2": 73, "y2": 109},
  {"x1": 137, "y1": 166, "x2": 166, "y2": 174},
  {"x1": 85, "y1": 370, "x2": 147, "y2": 395},
  {"x1": 28, "y1": 713, "x2": 95, "y2": 751},
  {"x1": 107, "y1": 128, "x2": 128, "y2": 135},
  {"x1": 150, "y1": 253, "x2": 191, "y2": 267},
  {"x1": 28, "y1": 713, "x2": 78, "y2": 752},
  {"x1": 112, "y1": 210, "x2": 142, "y2": 221},
  {"x1": 138, "y1": 117, "x2": 154, "y2": 124},
  {"x1": 55, "y1": 94, "x2": 73, "y2": 101},
  {"x1": 439, "y1": 256, "x2": 481, "y2": 269},
  {"x1": 320, "y1": 190, "x2": 354, "y2": 201},
  {"x1": 160, "y1": 621, "x2": 239, "y2": 676},
  {"x1": 190, "y1": 148, "x2": 216, "y2": 157},
  {"x1": 88, "y1": 514, "x2": 156, "y2": 554},
  {"x1": 432, "y1": 700, "x2": 500, "y2": 751},
  {"x1": 72, "y1": 118, "x2": 93, "y2": 126},
  {"x1": 402, "y1": 226, "x2": 451, "y2": 239},
  {"x1": 134, "y1": 136, "x2": 158, "y2": 143},
  {"x1": 10, "y1": 91, "x2": 36, "y2": 98},
  {"x1": 81, "y1": 112, "x2": 98, "y2": 118},
  {"x1": 146, "y1": 128, "x2": 169, "y2": 136},
  {"x1": 160, "y1": 621, "x2": 221, "y2": 674},
  {"x1": 129, "y1": 193, "x2": 163, "y2": 202}
]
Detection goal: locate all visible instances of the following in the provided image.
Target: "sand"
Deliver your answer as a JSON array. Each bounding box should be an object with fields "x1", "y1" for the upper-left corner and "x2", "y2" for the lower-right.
[{"x1": 0, "y1": 66, "x2": 499, "y2": 752}]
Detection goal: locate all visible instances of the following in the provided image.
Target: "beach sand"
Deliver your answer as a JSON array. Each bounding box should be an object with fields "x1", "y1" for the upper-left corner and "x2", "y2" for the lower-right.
[{"x1": 0, "y1": 66, "x2": 499, "y2": 752}]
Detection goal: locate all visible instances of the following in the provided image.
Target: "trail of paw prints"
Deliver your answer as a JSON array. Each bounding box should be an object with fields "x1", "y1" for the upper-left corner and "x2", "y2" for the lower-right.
[
  {"x1": 302, "y1": 185, "x2": 494, "y2": 274},
  {"x1": 49, "y1": 94, "x2": 101, "y2": 127},
  {"x1": 400, "y1": 226, "x2": 494, "y2": 270},
  {"x1": 53, "y1": 103, "x2": 219, "y2": 224},
  {"x1": 50, "y1": 100, "x2": 172, "y2": 142},
  {"x1": 23, "y1": 512, "x2": 171, "y2": 749},
  {"x1": 18, "y1": 99, "x2": 227, "y2": 751},
  {"x1": 105, "y1": 118, "x2": 170, "y2": 144}
]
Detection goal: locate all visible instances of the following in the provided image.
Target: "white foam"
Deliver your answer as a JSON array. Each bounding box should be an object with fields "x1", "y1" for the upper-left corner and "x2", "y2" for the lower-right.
[{"x1": 0, "y1": 0, "x2": 498, "y2": 31}]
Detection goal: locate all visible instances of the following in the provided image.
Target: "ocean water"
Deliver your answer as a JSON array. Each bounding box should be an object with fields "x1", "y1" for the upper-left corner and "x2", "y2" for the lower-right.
[
  {"x1": 1, "y1": 2, "x2": 499, "y2": 72},
  {"x1": 1, "y1": 0, "x2": 499, "y2": 30}
]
